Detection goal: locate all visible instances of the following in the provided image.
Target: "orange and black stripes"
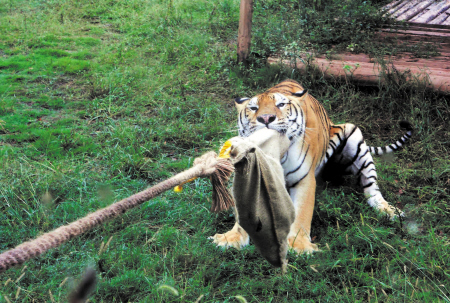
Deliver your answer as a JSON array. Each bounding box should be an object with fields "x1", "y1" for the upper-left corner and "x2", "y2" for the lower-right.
[{"x1": 235, "y1": 79, "x2": 412, "y2": 220}]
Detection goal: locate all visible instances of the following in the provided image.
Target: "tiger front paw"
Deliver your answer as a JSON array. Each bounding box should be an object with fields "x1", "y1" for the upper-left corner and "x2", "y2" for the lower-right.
[
  {"x1": 288, "y1": 236, "x2": 321, "y2": 255},
  {"x1": 209, "y1": 225, "x2": 249, "y2": 249}
]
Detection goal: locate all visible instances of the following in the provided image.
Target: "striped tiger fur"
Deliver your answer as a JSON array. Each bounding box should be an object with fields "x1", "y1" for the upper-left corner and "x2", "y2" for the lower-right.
[{"x1": 211, "y1": 79, "x2": 413, "y2": 254}]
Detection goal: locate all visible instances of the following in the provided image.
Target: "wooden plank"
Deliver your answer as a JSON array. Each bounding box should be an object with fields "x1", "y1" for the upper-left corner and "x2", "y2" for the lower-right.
[
  {"x1": 430, "y1": 11, "x2": 450, "y2": 25},
  {"x1": 397, "y1": 0, "x2": 434, "y2": 21},
  {"x1": 382, "y1": 28, "x2": 450, "y2": 38},
  {"x1": 383, "y1": 0, "x2": 403, "y2": 11},
  {"x1": 393, "y1": 0, "x2": 421, "y2": 18},
  {"x1": 406, "y1": 22, "x2": 450, "y2": 31},
  {"x1": 387, "y1": 1, "x2": 409, "y2": 15},
  {"x1": 317, "y1": 54, "x2": 450, "y2": 67},
  {"x1": 379, "y1": 27, "x2": 450, "y2": 36},
  {"x1": 400, "y1": 26, "x2": 450, "y2": 35},
  {"x1": 442, "y1": 13, "x2": 450, "y2": 25},
  {"x1": 407, "y1": 22, "x2": 450, "y2": 30},
  {"x1": 310, "y1": 47, "x2": 450, "y2": 65},
  {"x1": 303, "y1": 47, "x2": 450, "y2": 66},
  {"x1": 409, "y1": 6, "x2": 429, "y2": 23},
  {"x1": 268, "y1": 56, "x2": 450, "y2": 92},
  {"x1": 410, "y1": 1, "x2": 450, "y2": 24}
]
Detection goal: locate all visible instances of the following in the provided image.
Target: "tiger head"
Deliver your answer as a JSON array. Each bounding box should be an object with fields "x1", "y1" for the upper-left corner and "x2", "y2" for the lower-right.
[{"x1": 235, "y1": 88, "x2": 308, "y2": 141}]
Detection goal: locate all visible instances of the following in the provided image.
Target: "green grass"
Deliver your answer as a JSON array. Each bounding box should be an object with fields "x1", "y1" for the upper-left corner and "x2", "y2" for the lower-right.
[{"x1": 1, "y1": 0, "x2": 449, "y2": 302}]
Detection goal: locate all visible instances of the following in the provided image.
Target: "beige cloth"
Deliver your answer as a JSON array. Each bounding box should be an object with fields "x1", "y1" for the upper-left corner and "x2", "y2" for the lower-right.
[{"x1": 228, "y1": 129, "x2": 295, "y2": 268}]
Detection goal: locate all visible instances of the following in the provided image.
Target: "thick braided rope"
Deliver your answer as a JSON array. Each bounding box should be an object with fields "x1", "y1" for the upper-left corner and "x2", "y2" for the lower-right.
[{"x1": 0, "y1": 151, "x2": 219, "y2": 273}]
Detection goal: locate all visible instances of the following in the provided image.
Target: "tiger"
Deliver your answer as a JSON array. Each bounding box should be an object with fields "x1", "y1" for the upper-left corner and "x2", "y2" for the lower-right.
[{"x1": 211, "y1": 79, "x2": 413, "y2": 254}]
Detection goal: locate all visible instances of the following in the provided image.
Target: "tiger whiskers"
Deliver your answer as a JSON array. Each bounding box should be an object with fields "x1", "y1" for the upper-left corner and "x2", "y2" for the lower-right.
[
  {"x1": 226, "y1": 128, "x2": 242, "y2": 134},
  {"x1": 219, "y1": 127, "x2": 241, "y2": 134}
]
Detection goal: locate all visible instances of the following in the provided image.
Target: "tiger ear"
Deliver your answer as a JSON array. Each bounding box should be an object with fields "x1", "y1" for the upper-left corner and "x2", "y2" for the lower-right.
[
  {"x1": 292, "y1": 89, "x2": 307, "y2": 97},
  {"x1": 234, "y1": 97, "x2": 250, "y2": 104}
]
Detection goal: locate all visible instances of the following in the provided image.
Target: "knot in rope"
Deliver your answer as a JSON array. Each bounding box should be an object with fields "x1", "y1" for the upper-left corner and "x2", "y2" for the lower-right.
[{"x1": 193, "y1": 151, "x2": 218, "y2": 177}]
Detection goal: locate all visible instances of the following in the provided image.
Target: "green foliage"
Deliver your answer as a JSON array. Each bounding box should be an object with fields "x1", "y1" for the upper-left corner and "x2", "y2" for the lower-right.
[
  {"x1": 250, "y1": 0, "x2": 439, "y2": 62},
  {"x1": 251, "y1": 0, "x2": 388, "y2": 59},
  {"x1": 0, "y1": 0, "x2": 449, "y2": 302}
]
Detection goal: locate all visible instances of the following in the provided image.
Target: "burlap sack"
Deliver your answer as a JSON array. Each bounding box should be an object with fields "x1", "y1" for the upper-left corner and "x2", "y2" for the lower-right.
[{"x1": 228, "y1": 129, "x2": 295, "y2": 268}]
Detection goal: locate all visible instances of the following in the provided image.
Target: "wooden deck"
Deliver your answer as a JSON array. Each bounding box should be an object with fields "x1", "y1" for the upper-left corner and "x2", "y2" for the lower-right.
[
  {"x1": 269, "y1": 1, "x2": 450, "y2": 93},
  {"x1": 385, "y1": 0, "x2": 450, "y2": 25}
]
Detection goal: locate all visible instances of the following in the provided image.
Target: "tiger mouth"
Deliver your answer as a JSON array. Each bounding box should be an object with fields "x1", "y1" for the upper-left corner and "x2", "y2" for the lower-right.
[{"x1": 250, "y1": 123, "x2": 288, "y2": 135}]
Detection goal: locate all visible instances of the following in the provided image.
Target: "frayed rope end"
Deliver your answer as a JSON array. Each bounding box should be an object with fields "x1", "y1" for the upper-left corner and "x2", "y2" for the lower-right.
[{"x1": 210, "y1": 158, "x2": 235, "y2": 212}]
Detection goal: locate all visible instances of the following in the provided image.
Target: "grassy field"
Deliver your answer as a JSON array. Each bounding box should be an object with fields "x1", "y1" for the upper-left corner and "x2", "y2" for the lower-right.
[{"x1": 1, "y1": 0, "x2": 449, "y2": 302}]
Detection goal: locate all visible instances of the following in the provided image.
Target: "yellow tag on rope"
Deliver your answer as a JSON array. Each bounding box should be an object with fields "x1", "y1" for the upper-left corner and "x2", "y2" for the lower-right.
[
  {"x1": 219, "y1": 140, "x2": 232, "y2": 159},
  {"x1": 174, "y1": 140, "x2": 233, "y2": 193},
  {"x1": 174, "y1": 177, "x2": 198, "y2": 192}
]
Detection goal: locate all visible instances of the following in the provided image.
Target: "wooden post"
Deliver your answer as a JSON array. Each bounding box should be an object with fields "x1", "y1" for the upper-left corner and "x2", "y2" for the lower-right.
[{"x1": 237, "y1": 0, "x2": 253, "y2": 65}]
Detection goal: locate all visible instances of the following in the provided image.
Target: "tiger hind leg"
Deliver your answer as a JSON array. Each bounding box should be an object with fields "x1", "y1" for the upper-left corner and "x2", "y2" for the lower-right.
[{"x1": 326, "y1": 123, "x2": 403, "y2": 219}]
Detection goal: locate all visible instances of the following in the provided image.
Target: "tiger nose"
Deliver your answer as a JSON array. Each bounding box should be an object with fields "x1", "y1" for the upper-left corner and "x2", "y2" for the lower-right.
[{"x1": 257, "y1": 114, "x2": 276, "y2": 125}]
